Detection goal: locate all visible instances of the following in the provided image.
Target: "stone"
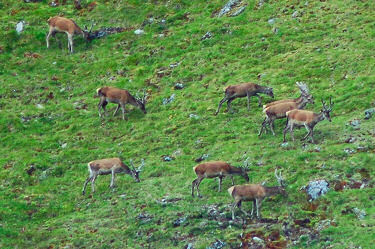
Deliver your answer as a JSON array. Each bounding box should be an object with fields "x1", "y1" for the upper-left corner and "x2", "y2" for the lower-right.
[
  {"x1": 134, "y1": 29, "x2": 145, "y2": 35},
  {"x1": 306, "y1": 180, "x2": 329, "y2": 200},
  {"x1": 353, "y1": 208, "x2": 366, "y2": 220},
  {"x1": 201, "y1": 31, "x2": 212, "y2": 40},
  {"x1": 162, "y1": 94, "x2": 175, "y2": 105},
  {"x1": 16, "y1": 21, "x2": 25, "y2": 35},
  {"x1": 364, "y1": 108, "x2": 375, "y2": 119}
]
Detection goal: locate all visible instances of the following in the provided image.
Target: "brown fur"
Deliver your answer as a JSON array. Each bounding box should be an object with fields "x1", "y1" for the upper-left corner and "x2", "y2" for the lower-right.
[
  {"x1": 192, "y1": 161, "x2": 249, "y2": 197},
  {"x1": 215, "y1": 82, "x2": 273, "y2": 115},
  {"x1": 97, "y1": 86, "x2": 147, "y2": 120}
]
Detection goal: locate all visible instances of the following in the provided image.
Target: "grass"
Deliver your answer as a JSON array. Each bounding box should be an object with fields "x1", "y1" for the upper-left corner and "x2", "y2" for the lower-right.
[{"x1": 0, "y1": 0, "x2": 375, "y2": 248}]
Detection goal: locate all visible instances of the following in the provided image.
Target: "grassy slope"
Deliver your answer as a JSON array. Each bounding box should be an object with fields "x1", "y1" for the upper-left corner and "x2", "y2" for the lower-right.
[{"x1": 0, "y1": 0, "x2": 374, "y2": 248}]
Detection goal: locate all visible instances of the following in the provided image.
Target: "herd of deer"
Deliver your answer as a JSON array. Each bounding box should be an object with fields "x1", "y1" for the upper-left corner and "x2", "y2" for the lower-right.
[{"x1": 46, "y1": 16, "x2": 333, "y2": 220}]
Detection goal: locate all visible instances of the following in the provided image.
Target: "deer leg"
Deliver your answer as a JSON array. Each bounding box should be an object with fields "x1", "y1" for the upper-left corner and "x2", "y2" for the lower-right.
[
  {"x1": 250, "y1": 199, "x2": 256, "y2": 218},
  {"x1": 289, "y1": 123, "x2": 295, "y2": 142},
  {"x1": 67, "y1": 33, "x2": 73, "y2": 53},
  {"x1": 113, "y1": 104, "x2": 120, "y2": 117},
  {"x1": 283, "y1": 123, "x2": 290, "y2": 142},
  {"x1": 98, "y1": 98, "x2": 107, "y2": 117},
  {"x1": 301, "y1": 124, "x2": 311, "y2": 141},
  {"x1": 191, "y1": 178, "x2": 198, "y2": 197},
  {"x1": 227, "y1": 98, "x2": 235, "y2": 113},
  {"x1": 231, "y1": 176, "x2": 235, "y2": 185},
  {"x1": 231, "y1": 200, "x2": 239, "y2": 220},
  {"x1": 310, "y1": 129, "x2": 315, "y2": 144},
  {"x1": 256, "y1": 93, "x2": 262, "y2": 107},
  {"x1": 215, "y1": 97, "x2": 227, "y2": 115},
  {"x1": 270, "y1": 118, "x2": 276, "y2": 136},
  {"x1": 82, "y1": 176, "x2": 92, "y2": 195},
  {"x1": 238, "y1": 200, "x2": 250, "y2": 217},
  {"x1": 218, "y1": 176, "x2": 223, "y2": 192},
  {"x1": 258, "y1": 117, "x2": 268, "y2": 136},
  {"x1": 46, "y1": 30, "x2": 53, "y2": 48},
  {"x1": 256, "y1": 198, "x2": 262, "y2": 219},
  {"x1": 91, "y1": 173, "x2": 98, "y2": 193},
  {"x1": 246, "y1": 92, "x2": 251, "y2": 111},
  {"x1": 110, "y1": 169, "x2": 115, "y2": 188},
  {"x1": 196, "y1": 177, "x2": 204, "y2": 198},
  {"x1": 120, "y1": 103, "x2": 127, "y2": 120}
]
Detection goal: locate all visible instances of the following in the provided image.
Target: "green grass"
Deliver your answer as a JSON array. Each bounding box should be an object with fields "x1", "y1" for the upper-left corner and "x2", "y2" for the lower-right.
[{"x1": 1, "y1": 0, "x2": 375, "y2": 248}]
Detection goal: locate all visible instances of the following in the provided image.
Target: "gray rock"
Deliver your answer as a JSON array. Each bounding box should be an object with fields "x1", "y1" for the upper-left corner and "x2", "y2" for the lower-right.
[
  {"x1": 189, "y1": 114, "x2": 199, "y2": 119},
  {"x1": 173, "y1": 217, "x2": 187, "y2": 227},
  {"x1": 253, "y1": 237, "x2": 264, "y2": 243},
  {"x1": 185, "y1": 243, "x2": 194, "y2": 249},
  {"x1": 348, "y1": 119, "x2": 361, "y2": 130},
  {"x1": 281, "y1": 142, "x2": 289, "y2": 148},
  {"x1": 344, "y1": 148, "x2": 355, "y2": 154},
  {"x1": 230, "y1": 6, "x2": 246, "y2": 16},
  {"x1": 306, "y1": 180, "x2": 329, "y2": 200},
  {"x1": 268, "y1": 18, "x2": 276, "y2": 25},
  {"x1": 217, "y1": 0, "x2": 240, "y2": 17},
  {"x1": 174, "y1": 83, "x2": 184, "y2": 90},
  {"x1": 364, "y1": 108, "x2": 375, "y2": 119},
  {"x1": 292, "y1": 11, "x2": 299, "y2": 18},
  {"x1": 207, "y1": 240, "x2": 226, "y2": 249},
  {"x1": 163, "y1": 94, "x2": 175, "y2": 105},
  {"x1": 134, "y1": 29, "x2": 145, "y2": 35},
  {"x1": 353, "y1": 208, "x2": 366, "y2": 220},
  {"x1": 16, "y1": 21, "x2": 25, "y2": 34},
  {"x1": 201, "y1": 32, "x2": 212, "y2": 40},
  {"x1": 163, "y1": 156, "x2": 173, "y2": 161}
]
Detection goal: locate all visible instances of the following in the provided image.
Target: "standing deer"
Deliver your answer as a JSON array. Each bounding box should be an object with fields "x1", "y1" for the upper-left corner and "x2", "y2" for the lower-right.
[
  {"x1": 283, "y1": 98, "x2": 333, "y2": 143},
  {"x1": 82, "y1": 158, "x2": 144, "y2": 195},
  {"x1": 192, "y1": 161, "x2": 250, "y2": 198},
  {"x1": 228, "y1": 169, "x2": 286, "y2": 220},
  {"x1": 96, "y1": 86, "x2": 147, "y2": 120},
  {"x1": 46, "y1": 16, "x2": 93, "y2": 53},
  {"x1": 215, "y1": 82, "x2": 274, "y2": 115},
  {"x1": 258, "y1": 83, "x2": 314, "y2": 136}
]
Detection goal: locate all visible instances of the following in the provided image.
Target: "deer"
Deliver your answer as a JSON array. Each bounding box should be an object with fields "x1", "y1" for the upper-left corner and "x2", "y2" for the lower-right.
[
  {"x1": 215, "y1": 82, "x2": 274, "y2": 115},
  {"x1": 46, "y1": 16, "x2": 93, "y2": 53},
  {"x1": 96, "y1": 86, "x2": 147, "y2": 120},
  {"x1": 283, "y1": 97, "x2": 333, "y2": 144},
  {"x1": 192, "y1": 161, "x2": 250, "y2": 198},
  {"x1": 263, "y1": 82, "x2": 312, "y2": 109},
  {"x1": 82, "y1": 158, "x2": 144, "y2": 195},
  {"x1": 228, "y1": 168, "x2": 287, "y2": 220},
  {"x1": 258, "y1": 83, "x2": 314, "y2": 136}
]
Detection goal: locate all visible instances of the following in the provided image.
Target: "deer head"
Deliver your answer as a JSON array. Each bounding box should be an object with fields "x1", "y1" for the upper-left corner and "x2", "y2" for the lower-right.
[
  {"x1": 83, "y1": 22, "x2": 94, "y2": 41},
  {"x1": 135, "y1": 89, "x2": 148, "y2": 114},
  {"x1": 296, "y1": 82, "x2": 314, "y2": 104},
  {"x1": 321, "y1": 97, "x2": 333, "y2": 122},
  {"x1": 129, "y1": 159, "x2": 145, "y2": 182}
]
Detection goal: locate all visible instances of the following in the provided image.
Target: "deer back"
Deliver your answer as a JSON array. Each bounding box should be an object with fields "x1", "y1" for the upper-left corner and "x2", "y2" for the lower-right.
[
  {"x1": 286, "y1": 109, "x2": 316, "y2": 123},
  {"x1": 194, "y1": 161, "x2": 231, "y2": 176},
  {"x1": 228, "y1": 184, "x2": 266, "y2": 200}
]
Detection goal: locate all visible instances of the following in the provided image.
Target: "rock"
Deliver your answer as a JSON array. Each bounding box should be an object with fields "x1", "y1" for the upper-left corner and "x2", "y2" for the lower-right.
[
  {"x1": 281, "y1": 142, "x2": 289, "y2": 148},
  {"x1": 364, "y1": 108, "x2": 375, "y2": 119},
  {"x1": 16, "y1": 21, "x2": 25, "y2": 35},
  {"x1": 26, "y1": 165, "x2": 36, "y2": 175},
  {"x1": 119, "y1": 194, "x2": 127, "y2": 199},
  {"x1": 137, "y1": 212, "x2": 153, "y2": 223},
  {"x1": 207, "y1": 240, "x2": 226, "y2": 249},
  {"x1": 344, "y1": 148, "x2": 355, "y2": 154},
  {"x1": 189, "y1": 114, "x2": 199, "y2": 119},
  {"x1": 272, "y1": 27, "x2": 279, "y2": 34},
  {"x1": 347, "y1": 119, "x2": 361, "y2": 130},
  {"x1": 163, "y1": 94, "x2": 175, "y2": 105},
  {"x1": 36, "y1": 104, "x2": 44, "y2": 109},
  {"x1": 268, "y1": 18, "x2": 276, "y2": 25},
  {"x1": 169, "y1": 62, "x2": 180, "y2": 68},
  {"x1": 345, "y1": 136, "x2": 357, "y2": 143},
  {"x1": 201, "y1": 32, "x2": 212, "y2": 40},
  {"x1": 174, "y1": 83, "x2": 184, "y2": 90},
  {"x1": 185, "y1": 243, "x2": 194, "y2": 249},
  {"x1": 258, "y1": 0, "x2": 266, "y2": 8},
  {"x1": 173, "y1": 217, "x2": 187, "y2": 227},
  {"x1": 217, "y1": 0, "x2": 246, "y2": 17},
  {"x1": 292, "y1": 11, "x2": 299, "y2": 18},
  {"x1": 61, "y1": 143, "x2": 67, "y2": 149},
  {"x1": 353, "y1": 208, "x2": 366, "y2": 220},
  {"x1": 163, "y1": 156, "x2": 173, "y2": 161},
  {"x1": 134, "y1": 29, "x2": 145, "y2": 35},
  {"x1": 306, "y1": 180, "x2": 329, "y2": 200},
  {"x1": 253, "y1": 237, "x2": 264, "y2": 243},
  {"x1": 49, "y1": 1, "x2": 58, "y2": 7}
]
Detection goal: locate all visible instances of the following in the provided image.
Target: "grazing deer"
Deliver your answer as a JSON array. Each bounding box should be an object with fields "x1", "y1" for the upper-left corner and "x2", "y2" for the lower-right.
[
  {"x1": 215, "y1": 82, "x2": 274, "y2": 115},
  {"x1": 46, "y1": 16, "x2": 93, "y2": 53},
  {"x1": 259, "y1": 83, "x2": 314, "y2": 136},
  {"x1": 192, "y1": 161, "x2": 250, "y2": 198},
  {"x1": 82, "y1": 158, "x2": 144, "y2": 195},
  {"x1": 263, "y1": 82, "x2": 312, "y2": 109},
  {"x1": 228, "y1": 169, "x2": 286, "y2": 220},
  {"x1": 283, "y1": 98, "x2": 333, "y2": 143},
  {"x1": 96, "y1": 86, "x2": 147, "y2": 120}
]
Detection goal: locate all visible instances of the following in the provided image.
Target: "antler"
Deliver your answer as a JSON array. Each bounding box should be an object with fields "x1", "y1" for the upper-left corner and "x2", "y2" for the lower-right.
[
  {"x1": 89, "y1": 21, "x2": 94, "y2": 33},
  {"x1": 137, "y1": 158, "x2": 145, "y2": 172},
  {"x1": 275, "y1": 168, "x2": 284, "y2": 186},
  {"x1": 329, "y1": 96, "x2": 334, "y2": 110},
  {"x1": 296, "y1": 82, "x2": 310, "y2": 95},
  {"x1": 136, "y1": 89, "x2": 148, "y2": 104},
  {"x1": 129, "y1": 159, "x2": 136, "y2": 171}
]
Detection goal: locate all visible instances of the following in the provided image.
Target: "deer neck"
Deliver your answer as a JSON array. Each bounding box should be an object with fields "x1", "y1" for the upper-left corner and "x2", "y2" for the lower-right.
[
  {"x1": 228, "y1": 166, "x2": 243, "y2": 175},
  {"x1": 297, "y1": 96, "x2": 309, "y2": 109},
  {"x1": 310, "y1": 112, "x2": 325, "y2": 127},
  {"x1": 264, "y1": 186, "x2": 282, "y2": 196}
]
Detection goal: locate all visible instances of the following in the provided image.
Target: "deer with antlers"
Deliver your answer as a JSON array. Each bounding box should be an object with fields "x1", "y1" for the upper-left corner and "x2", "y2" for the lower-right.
[
  {"x1": 192, "y1": 161, "x2": 250, "y2": 198},
  {"x1": 46, "y1": 16, "x2": 93, "y2": 53},
  {"x1": 258, "y1": 82, "x2": 314, "y2": 136},
  {"x1": 228, "y1": 168, "x2": 287, "y2": 220},
  {"x1": 283, "y1": 97, "x2": 333, "y2": 143},
  {"x1": 82, "y1": 158, "x2": 144, "y2": 195},
  {"x1": 215, "y1": 82, "x2": 274, "y2": 115},
  {"x1": 96, "y1": 86, "x2": 148, "y2": 120}
]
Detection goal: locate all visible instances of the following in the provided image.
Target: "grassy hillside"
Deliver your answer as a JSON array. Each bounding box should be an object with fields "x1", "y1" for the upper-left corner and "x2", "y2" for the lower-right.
[{"x1": 1, "y1": 0, "x2": 374, "y2": 248}]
